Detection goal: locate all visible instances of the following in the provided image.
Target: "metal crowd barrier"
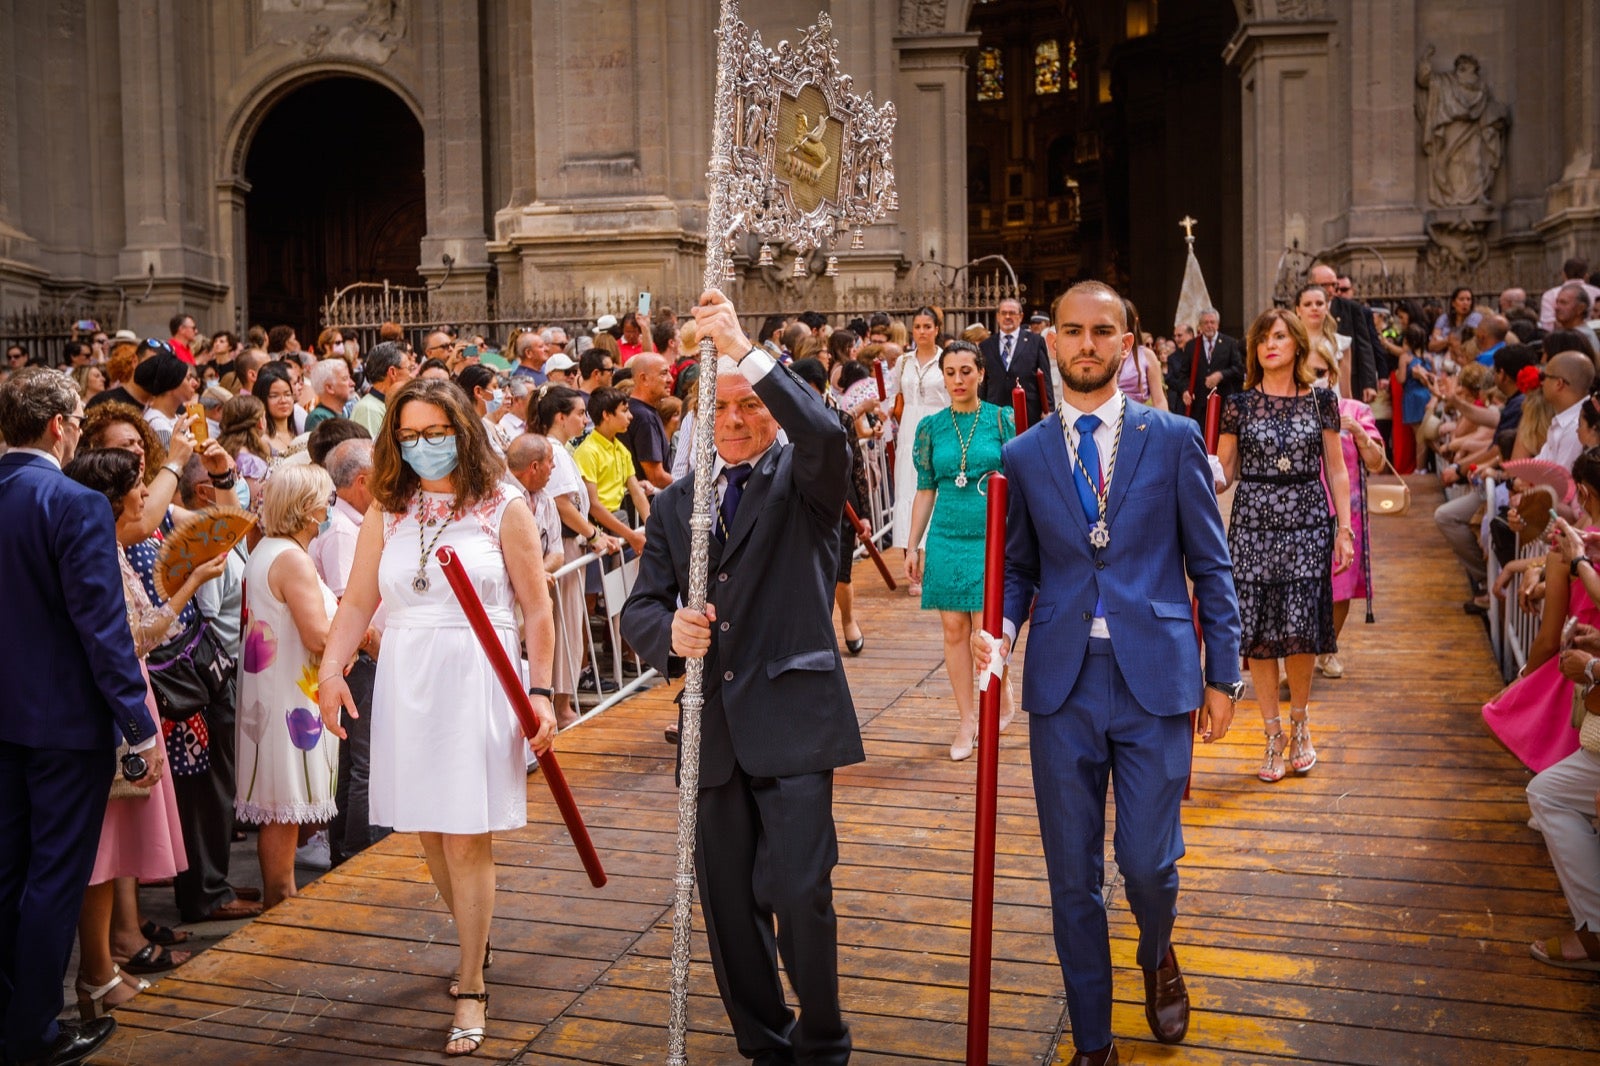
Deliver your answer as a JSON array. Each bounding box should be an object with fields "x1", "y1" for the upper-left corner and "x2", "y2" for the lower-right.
[
  {"x1": 853, "y1": 436, "x2": 895, "y2": 558},
  {"x1": 546, "y1": 530, "x2": 660, "y2": 727},
  {"x1": 1481, "y1": 474, "x2": 1544, "y2": 683}
]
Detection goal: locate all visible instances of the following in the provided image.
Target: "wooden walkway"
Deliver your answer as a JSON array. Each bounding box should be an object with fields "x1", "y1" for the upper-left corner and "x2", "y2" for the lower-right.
[{"x1": 92, "y1": 479, "x2": 1600, "y2": 1064}]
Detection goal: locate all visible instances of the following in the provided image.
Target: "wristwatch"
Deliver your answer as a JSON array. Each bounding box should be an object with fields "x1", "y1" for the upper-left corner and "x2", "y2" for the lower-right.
[
  {"x1": 1205, "y1": 679, "x2": 1245, "y2": 702},
  {"x1": 527, "y1": 686, "x2": 554, "y2": 702},
  {"x1": 120, "y1": 750, "x2": 149, "y2": 782}
]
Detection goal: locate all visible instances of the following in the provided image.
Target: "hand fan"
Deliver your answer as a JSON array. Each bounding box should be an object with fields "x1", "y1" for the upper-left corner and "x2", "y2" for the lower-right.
[
  {"x1": 155, "y1": 506, "x2": 256, "y2": 600},
  {"x1": 1503, "y1": 458, "x2": 1575, "y2": 504}
]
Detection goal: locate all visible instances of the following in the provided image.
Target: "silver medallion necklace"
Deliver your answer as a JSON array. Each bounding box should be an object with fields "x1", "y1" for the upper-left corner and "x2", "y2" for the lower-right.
[
  {"x1": 1063, "y1": 403, "x2": 1126, "y2": 550},
  {"x1": 1262, "y1": 386, "x2": 1305, "y2": 473},
  {"x1": 413, "y1": 500, "x2": 458, "y2": 593}
]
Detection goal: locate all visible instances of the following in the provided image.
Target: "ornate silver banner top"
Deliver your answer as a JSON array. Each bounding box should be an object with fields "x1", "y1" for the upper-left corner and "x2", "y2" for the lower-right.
[{"x1": 718, "y1": 10, "x2": 898, "y2": 257}]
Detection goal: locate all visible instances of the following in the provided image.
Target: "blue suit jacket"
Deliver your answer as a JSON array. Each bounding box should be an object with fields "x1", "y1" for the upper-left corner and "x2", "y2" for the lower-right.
[
  {"x1": 1001, "y1": 403, "x2": 1241, "y2": 717},
  {"x1": 0, "y1": 452, "x2": 158, "y2": 751}
]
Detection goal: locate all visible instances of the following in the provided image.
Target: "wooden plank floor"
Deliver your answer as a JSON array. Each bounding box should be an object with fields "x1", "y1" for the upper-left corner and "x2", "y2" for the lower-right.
[{"x1": 91, "y1": 478, "x2": 1600, "y2": 1064}]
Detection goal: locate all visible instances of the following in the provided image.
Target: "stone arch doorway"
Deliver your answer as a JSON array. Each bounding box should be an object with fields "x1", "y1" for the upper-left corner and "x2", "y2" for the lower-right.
[{"x1": 243, "y1": 75, "x2": 425, "y2": 342}]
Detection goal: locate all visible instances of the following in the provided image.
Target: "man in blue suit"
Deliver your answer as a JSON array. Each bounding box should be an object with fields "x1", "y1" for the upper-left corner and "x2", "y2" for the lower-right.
[
  {"x1": 0, "y1": 369, "x2": 165, "y2": 1066},
  {"x1": 975, "y1": 282, "x2": 1242, "y2": 1066}
]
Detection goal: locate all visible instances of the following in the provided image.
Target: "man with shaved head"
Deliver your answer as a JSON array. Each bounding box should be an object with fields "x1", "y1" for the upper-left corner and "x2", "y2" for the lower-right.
[
  {"x1": 620, "y1": 352, "x2": 675, "y2": 489},
  {"x1": 1536, "y1": 350, "x2": 1596, "y2": 470},
  {"x1": 621, "y1": 290, "x2": 859, "y2": 1065}
]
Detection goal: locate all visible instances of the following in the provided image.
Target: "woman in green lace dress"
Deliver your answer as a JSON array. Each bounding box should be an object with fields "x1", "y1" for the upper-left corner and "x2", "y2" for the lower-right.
[{"x1": 905, "y1": 340, "x2": 1017, "y2": 761}]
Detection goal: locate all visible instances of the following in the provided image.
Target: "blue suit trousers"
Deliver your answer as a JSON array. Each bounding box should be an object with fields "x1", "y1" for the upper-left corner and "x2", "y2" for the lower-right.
[{"x1": 1028, "y1": 639, "x2": 1192, "y2": 1053}]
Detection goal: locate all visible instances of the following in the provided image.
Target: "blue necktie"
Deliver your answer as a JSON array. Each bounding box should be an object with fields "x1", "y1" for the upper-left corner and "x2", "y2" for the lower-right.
[
  {"x1": 1001, "y1": 333, "x2": 1014, "y2": 369},
  {"x1": 716, "y1": 463, "x2": 753, "y2": 543},
  {"x1": 1071, "y1": 414, "x2": 1105, "y2": 621}
]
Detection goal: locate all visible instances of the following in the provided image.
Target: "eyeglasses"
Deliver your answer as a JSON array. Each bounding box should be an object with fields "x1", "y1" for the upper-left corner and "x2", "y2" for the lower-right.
[
  {"x1": 1540, "y1": 371, "x2": 1571, "y2": 388},
  {"x1": 396, "y1": 426, "x2": 457, "y2": 444},
  {"x1": 63, "y1": 413, "x2": 85, "y2": 428}
]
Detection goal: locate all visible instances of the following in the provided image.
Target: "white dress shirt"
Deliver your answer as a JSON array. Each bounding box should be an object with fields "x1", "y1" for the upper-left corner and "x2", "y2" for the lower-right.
[
  {"x1": 997, "y1": 329, "x2": 1021, "y2": 369},
  {"x1": 310, "y1": 495, "x2": 366, "y2": 597},
  {"x1": 1062, "y1": 391, "x2": 1127, "y2": 639},
  {"x1": 1537, "y1": 400, "x2": 1584, "y2": 472}
]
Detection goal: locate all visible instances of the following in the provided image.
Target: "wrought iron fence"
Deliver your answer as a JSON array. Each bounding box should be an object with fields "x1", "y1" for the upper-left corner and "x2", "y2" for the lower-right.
[
  {"x1": 318, "y1": 274, "x2": 1026, "y2": 353},
  {"x1": 1271, "y1": 248, "x2": 1534, "y2": 311},
  {"x1": 1, "y1": 306, "x2": 122, "y2": 367}
]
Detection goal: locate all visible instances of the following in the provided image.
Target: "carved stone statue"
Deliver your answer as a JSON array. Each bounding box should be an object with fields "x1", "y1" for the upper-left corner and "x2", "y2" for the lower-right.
[{"x1": 1415, "y1": 46, "x2": 1509, "y2": 207}]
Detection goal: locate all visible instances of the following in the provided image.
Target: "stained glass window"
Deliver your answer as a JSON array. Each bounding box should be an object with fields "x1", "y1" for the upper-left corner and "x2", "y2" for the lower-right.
[
  {"x1": 1035, "y1": 40, "x2": 1061, "y2": 96},
  {"x1": 1067, "y1": 38, "x2": 1079, "y2": 92},
  {"x1": 976, "y1": 47, "x2": 1003, "y2": 102}
]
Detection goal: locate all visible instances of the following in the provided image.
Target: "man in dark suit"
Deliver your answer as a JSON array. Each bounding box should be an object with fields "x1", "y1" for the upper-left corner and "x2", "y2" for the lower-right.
[
  {"x1": 0, "y1": 368, "x2": 165, "y2": 1066},
  {"x1": 981, "y1": 297, "x2": 1053, "y2": 427},
  {"x1": 976, "y1": 283, "x2": 1241, "y2": 1066},
  {"x1": 1309, "y1": 264, "x2": 1380, "y2": 401},
  {"x1": 622, "y1": 290, "x2": 862, "y2": 1065},
  {"x1": 1165, "y1": 308, "x2": 1245, "y2": 422}
]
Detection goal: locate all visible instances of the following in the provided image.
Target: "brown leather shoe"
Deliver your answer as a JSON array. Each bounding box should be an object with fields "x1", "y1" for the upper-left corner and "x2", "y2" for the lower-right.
[
  {"x1": 1144, "y1": 947, "x2": 1190, "y2": 1044},
  {"x1": 1065, "y1": 1044, "x2": 1117, "y2": 1066}
]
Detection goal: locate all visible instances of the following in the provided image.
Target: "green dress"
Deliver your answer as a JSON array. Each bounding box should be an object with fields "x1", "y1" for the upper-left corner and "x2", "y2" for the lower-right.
[{"x1": 914, "y1": 401, "x2": 1016, "y2": 611}]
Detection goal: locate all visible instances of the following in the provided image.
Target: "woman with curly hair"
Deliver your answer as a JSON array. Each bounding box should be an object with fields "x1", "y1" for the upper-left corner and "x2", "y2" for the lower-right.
[{"x1": 317, "y1": 378, "x2": 557, "y2": 1055}]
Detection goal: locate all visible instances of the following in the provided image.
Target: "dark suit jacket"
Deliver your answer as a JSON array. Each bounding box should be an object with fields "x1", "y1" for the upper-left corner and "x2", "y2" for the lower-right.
[
  {"x1": 1328, "y1": 295, "x2": 1380, "y2": 397},
  {"x1": 0, "y1": 452, "x2": 157, "y2": 751},
  {"x1": 980, "y1": 330, "x2": 1052, "y2": 427},
  {"x1": 1165, "y1": 333, "x2": 1245, "y2": 420},
  {"x1": 620, "y1": 362, "x2": 865, "y2": 788}
]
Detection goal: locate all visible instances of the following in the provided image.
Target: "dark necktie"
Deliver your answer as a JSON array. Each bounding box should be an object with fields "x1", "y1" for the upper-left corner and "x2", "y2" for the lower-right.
[
  {"x1": 716, "y1": 463, "x2": 753, "y2": 543},
  {"x1": 1071, "y1": 414, "x2": 1105, "y2": 621},
  {"x1": 1001, "y1": 333, "x2": 1014, "y2": 369}
]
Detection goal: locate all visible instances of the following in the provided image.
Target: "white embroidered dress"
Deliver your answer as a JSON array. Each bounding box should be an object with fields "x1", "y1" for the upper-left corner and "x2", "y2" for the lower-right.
[
  {"x1": 892, "y1": 348, "x2": 949, "y2": 548},
  {"x1": 369, "y1": 488, "x2": 529, "y2": 835}
]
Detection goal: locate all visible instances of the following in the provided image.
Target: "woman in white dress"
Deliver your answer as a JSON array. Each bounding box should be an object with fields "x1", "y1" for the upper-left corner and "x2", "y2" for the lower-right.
[
  {"x1": 891, "y1": 307, "x2": 950, "y2": 569},
  {"x1": 236, "y1": 463, "x2": 340, "y2": 910},
  {"x1": 317, "y1": 378, "x2": 557, "y2": 1057}
]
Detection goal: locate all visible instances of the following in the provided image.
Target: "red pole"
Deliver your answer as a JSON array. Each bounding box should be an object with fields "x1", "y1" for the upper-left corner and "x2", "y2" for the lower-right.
[
  {"x1": 844, "y1": 501, "x2": 897, "y2": 590},
  {"x1": 1034, "y1": 367, "x2": 1052, "y2": 416},
  {"x1": 966, "y1": 472, "x2": 1008, "y2": 1066},
  {"x1": 436, "y1": 546, "x2": 607, "y2": 888},
  {"x1": 1204, "y1": 392, "x2": 1222, "y2": 454},
  {"x1": 875, "y1": 361, "x2": 895, "y2": 468},
  {"x1": 1011, "y1": 381, "x2": 1028, "y2": 433}
]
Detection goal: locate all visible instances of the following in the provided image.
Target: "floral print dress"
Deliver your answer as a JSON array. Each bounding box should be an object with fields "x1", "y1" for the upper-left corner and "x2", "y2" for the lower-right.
[{"x1": 235, "y1": 537, "x2": 340, "y2": 824}]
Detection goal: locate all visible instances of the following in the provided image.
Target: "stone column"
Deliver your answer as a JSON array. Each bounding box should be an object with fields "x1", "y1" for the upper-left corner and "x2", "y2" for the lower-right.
[
  {"x1": 1224, "y1": 11, "x2": 1337, "y2": 314},
  {"x1": 893, "y1": 32, "x2": 981, "y2": 291},
  {"x1": 114, "y1": 0, "x2": 226, "y2": 334},
  {"x1": 416, "y1": 0, "x2": 490, "y2": 304},
  {"x1": 0, "y1": 0, "x2": 45, "y2": 311},
  {"x1": 1332, "y1": 0, "x2": 1426, "y2": 271},
  {"x1": 1535, "y1": 0, "x2": 1600, "y2": 263}
]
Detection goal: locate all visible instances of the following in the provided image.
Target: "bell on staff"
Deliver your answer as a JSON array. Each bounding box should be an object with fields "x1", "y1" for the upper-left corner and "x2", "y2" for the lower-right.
[
  {"x1": 850, "y1": 226, "x2": 865, "y2": 250},
  {"x1": 792, "y1": 254, "x2": 806, "y2": 278},
  {"x1": 887, "y1": 190, "x2": 899, "y2": 211},
  {"x1": 723, "y1": 260, "x2": 736, "y2": 284},
  {"x1": 825, "y1": 256, "x2": 840, "y2": 277},
  {"x1": 757, "y1": 242, "x2": 774, "y2": 266}
]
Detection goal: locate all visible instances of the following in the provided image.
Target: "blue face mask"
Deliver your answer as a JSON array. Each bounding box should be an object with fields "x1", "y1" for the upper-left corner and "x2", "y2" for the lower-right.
[
  {"x1": 486, "y1": 388, "x2": 504, "y2": 416},
  {"x1": 316, "y1": 515, "x2": 332, "y2": 537},
  {"x1": 401, "y1": 435, "x2": 460, "y2": 480}
]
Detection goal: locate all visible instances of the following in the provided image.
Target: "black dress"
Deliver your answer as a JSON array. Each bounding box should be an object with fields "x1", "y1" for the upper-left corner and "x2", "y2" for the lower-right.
[{"x1": 1223, "y1": 386, "x2": 1339, "y2": 659}]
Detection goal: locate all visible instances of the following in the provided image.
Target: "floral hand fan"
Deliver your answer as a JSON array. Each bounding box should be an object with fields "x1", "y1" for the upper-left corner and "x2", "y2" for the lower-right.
[
  {"x1": 1503, "y1": 458, "x2": 1575, "y2": 504},
  {"x1": 155, "y1": 506, "x2": 256, "y2": 600}
]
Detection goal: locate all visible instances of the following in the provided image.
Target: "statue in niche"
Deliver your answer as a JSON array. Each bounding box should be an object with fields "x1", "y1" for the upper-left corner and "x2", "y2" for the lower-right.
[{"x1": 1415, "y1": 46, "x2": 1509, "y2": 207}]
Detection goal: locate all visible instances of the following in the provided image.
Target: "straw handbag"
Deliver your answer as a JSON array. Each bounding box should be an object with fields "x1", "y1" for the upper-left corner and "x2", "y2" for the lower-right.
[{"x1": 1366, "y1": 451, "x2": 1411, "y2": 516}]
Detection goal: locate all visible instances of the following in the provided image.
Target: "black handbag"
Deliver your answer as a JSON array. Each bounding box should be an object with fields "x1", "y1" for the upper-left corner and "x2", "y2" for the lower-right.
[{"x1": 145, "y1": 615, "x2": 237, "y2": 722}]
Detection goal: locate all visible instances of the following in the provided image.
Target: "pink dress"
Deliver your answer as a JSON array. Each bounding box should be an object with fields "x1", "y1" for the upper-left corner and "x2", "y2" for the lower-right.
[
  {"x1": 1482, "y1": 564, "x2": 1599, "y2": 773},
  {"x1": 91, "y1": 555, "x2": 189, "y2": 885},
  {"x1": 1326, "y1": 396, "x2": 1380, "y2": 602}
]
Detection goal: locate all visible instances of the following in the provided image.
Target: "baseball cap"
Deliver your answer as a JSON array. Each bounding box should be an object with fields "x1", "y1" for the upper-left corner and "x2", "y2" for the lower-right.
[
  {"x1": 544, "y1": 352, "x2": 576, "y2": 372},
  {"x1": 593, "y1": 314, "x2": 619, "y2": 334}
]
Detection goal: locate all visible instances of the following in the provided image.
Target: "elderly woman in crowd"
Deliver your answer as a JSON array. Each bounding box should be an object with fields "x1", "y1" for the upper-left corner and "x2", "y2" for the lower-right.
[
  {"x1": 236, "y1": 464, "x2": 340, "y2": 909},
  {"x1": 1217, "y1": 308, "x2": 1352, "y2": 782},
  {"x1": 316, "y1": 377, "x2": 557, "y2": 1056},
  {"x1": 62, "y1": 449, "x2": 227, "y2": 1019},
  {"x1": 904, "y1": 340, "x2": 1016, "y2": 760}
]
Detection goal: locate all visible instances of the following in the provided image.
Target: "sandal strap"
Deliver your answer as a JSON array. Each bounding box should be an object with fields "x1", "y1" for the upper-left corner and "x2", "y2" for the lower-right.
[
  {"x1": 451, "y1": 990, "x2": 490, "y2": 1003},
  {"x1": 77, "y1": 966, "x2": 126, "y2": 1001}
]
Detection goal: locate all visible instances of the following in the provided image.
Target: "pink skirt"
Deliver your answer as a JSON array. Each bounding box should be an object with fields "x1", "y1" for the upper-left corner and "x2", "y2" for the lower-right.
[{"x1": 90, "y1": 669, "x2": 189, "y2": 885}]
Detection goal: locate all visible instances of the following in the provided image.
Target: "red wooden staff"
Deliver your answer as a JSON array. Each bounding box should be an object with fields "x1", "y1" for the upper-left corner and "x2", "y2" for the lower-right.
[
  {"x1": 966, "y1": 472, "x2": 1008, "y2": 1066},
  {"x1": 1034, "y1": 367, "x2": 1052, "y2": 416},
  {"x1": 436, "y1": 546, "x2": 607, "y2": 888},
  {"x1": 844, "y1": 502, "x2": 896, "y2": 590},
  {"x1": 1011, "y1": 382, "x2": 1029, "y2": 433}
]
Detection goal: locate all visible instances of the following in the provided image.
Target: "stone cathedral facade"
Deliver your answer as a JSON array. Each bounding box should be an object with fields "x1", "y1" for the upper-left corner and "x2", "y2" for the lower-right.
[{"x1": 0, "y1": 0, "x2": 1595, "y2": 340}]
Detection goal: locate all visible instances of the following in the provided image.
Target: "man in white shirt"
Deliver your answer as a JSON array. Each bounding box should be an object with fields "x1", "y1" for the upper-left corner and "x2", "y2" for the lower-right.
[
  {"x1": 1535, "y1": 351, "x2": 1596, "y2": 472},
  {"x1": 309, "y1": 437, "x2": 390, "y2": 864},
  {"x1": 506, "y1": 433, "x2": 581, "y2": 728},
  {"x1": 499, "y1": 377, "x2": 535, "y2": 438},
  {"x1": 1539, "y1": 258, "x2": 1600, "y2": 331}
]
